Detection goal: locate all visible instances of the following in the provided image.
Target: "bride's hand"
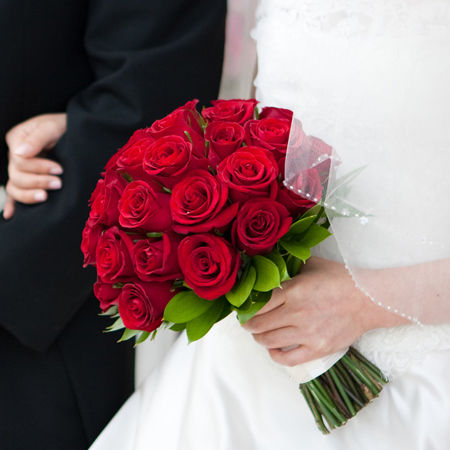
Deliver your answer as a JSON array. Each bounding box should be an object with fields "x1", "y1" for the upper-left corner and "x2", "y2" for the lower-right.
[
  {"x1": 4, "y1": 113, "x2": 67, "y2": 219},
  {"x1": 243, "y1": 257, "x2": 409, "y2": 367}
]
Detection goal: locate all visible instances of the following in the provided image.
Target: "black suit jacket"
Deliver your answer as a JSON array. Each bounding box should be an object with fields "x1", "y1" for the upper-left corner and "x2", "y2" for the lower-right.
[{"x1": 0, "y1": 0, "x2": 225, "y2": 448}]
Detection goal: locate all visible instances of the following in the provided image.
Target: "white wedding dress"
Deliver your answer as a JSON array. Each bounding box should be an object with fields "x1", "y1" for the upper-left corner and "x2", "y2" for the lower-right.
[{"x1": 91, "y1": 1, "x2": 450, "y2": 449}]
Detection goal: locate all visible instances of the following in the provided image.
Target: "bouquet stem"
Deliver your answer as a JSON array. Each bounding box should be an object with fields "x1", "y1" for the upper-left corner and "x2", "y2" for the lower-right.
[{"x1": 300, "y1": 347, "x2": 388, "y2": 434}]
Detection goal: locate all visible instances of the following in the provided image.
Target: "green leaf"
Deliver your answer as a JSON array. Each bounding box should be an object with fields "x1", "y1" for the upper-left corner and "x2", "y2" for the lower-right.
[
  {"x1": 236, "y1": 290, "x2": 272, "y2": 324},
  {"x1": 252, "y1": 255, "x2": 281, "y2": 292},
  {"x1": 163, "y1": 290, "x2": 214, "y2": 323},
  {"x1": 287, "y1": 216, "x2": 316, "y2": 235},
  {"x1": 300, "y1": 204, "x2": 323, "y2": 219},
  {"x1": 146, "y1": 232, "x2": 163, "y2": 238},
  {"x1": 104, "y1": 317, "x2": 125, "y2": 333},
  {"x1": 135, "y1": 331, "x2": 150, "y2": 345},
  {"x1": 286, "y1": 254, "x2": 303, "y2": 278},
  {"x1": 266, "y1": 250, "x2": 291, "y2": 282},
  {"x1": 217, "y1": 302, "x2": 232, "y2": 322},
  {"x1": 118, "y1": 328, "x2": 141, "y2": 342},
  {"x1": 279, "y1": 239, "x2": 311, "y2": 262},
  {"x1": 327, "y1": 165, "x2": 367, "y2": 199},
  {"x1": 299, "y1": 224, "x2": 332, "y2": 248},
  {"x1": 186, "y1": 298, "x2": 226, "y2": 342},
  {"x1": 169, "y1": 323, "x2": 187, "y2": 332},
  {"x1": 122, "y1": 172, "x2": 133, "y2": 183},
  {"x1": 99, "y1": 305, "x2": 119, "y2": 317},
  {"x1": 225, "y1": 265, "x2": 256, "y2": 307},
  {"x1": 184, "y1": 130, "x2": 193, "y2": 144}
]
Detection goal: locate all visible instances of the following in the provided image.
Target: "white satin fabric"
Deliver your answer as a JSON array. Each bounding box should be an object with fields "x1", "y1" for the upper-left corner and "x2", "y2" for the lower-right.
[
  {"x1": 92, "y1": 316, "x2": 450, "y2": 450},
  {"x1": 91, "y1": 1, "x2": 450, "y2": 448}
]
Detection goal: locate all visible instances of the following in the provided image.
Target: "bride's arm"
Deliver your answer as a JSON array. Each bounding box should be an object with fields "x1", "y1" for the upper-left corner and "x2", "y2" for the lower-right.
[{"x1": 243, "y1": 257, "x2": 450, "y2": 367}]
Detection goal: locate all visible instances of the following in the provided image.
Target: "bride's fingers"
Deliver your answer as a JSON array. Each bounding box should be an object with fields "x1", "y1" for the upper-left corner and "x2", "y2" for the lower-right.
[
  {"x1": 252, "y1": 326, "x2": 300, "y2": 349},
  {"x1": 268, "y1": 346, "x2": 318, "y2": 367},
  {"x1": 251, "y1": 286, "x2": 287, "y2": 317},
  {"x1": 243, "y1": 303, "x2": 294, "y2": 333}
]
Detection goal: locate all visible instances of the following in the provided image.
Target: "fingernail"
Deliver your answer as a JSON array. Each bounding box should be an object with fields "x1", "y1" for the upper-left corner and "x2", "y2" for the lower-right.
[
  {"x1": 34, "y1": 191, "x2": 47, "y2": 201},
  {"x1": 49, "y1": 166, "x2": 64, "y2": 175},
  {"x1": 49, "y1": 179, "x2": 62, "y2": 190},
  {"x1": 14, "y1": 143, "x2": 33, "y2": 156}
]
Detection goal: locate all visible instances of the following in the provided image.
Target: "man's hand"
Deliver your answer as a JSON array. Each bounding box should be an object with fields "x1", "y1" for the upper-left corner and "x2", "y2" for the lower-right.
[{"x1": 4, "y1": 113, "x2": 67, "y2": 219}]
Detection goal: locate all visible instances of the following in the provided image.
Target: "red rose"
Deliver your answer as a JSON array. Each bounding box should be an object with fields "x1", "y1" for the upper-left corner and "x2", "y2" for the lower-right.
[
  {"x1": 88, "y1": 171, "x2": 127, "y2": 227},
  {"x1": 232, "y1": 198, "x2": 292, "y2": 256},
  {"x1": 217, "y1": 146, "x2": 279, "y2": 202},
  {"x1": 202, "y1": 99, "x2": 258, "y2": 125},
  {"x1": 118, "y1": 180, "x2": 172, "y2": 232},
  {"x1": 259, "y1": 106, "x2": 293, "y2": 121},
  {"x1": 170, "y1": 170, "x2": 239, "y2": 234},
  {"x1": 105, "y1": 128, "x2": 153, "y2": 172},
  {"x1": 81, "y1": 220, "x2": 103, "y2": 267},
  {"x1": 96, "y1": 227, "x2": 135, "y2": 283},
  {"x1": 244, "y1": 117, "x2": 291, "y2": 159},
  {"x1": 178, "y1": 234, "x2": 240, "y2": 300},
  {"x1": 94, "y1": 280, "x2": 121, "y2": 312},
  {"x1": 279, "y1": 168, "x2": 323, "y2": 217},
  {"x1": 118, "y1": 281, "x2": 174, "y2": 332},
  {"x1": 133, "y1": 233, "x2": 182, "y2": 282},
  {"x1": 205, "y1": 121, "x2": 245, "y2": 167},
  {"x1": 172, "y1": 99, "x2": 200, "y2": 113},
  {"x1": 148, "y1": 106, "x2": 205, "y2": 158},
  {"x1": 115, "y1": 136, "x2": 156, "y2": 181},
  {"x1": 142, "y1": 135, "x2": 207, "y2": 189}
]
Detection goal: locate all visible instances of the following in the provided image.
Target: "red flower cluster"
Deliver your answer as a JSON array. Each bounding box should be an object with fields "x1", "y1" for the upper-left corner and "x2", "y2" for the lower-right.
[{"x1": 82, "y1": 99, "x2": 323, "y2": 333}]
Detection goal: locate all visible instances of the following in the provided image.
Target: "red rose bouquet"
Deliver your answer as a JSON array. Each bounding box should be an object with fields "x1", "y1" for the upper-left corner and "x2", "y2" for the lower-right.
[{"x1": 82, "y1": 99, "x2": 387, "y2": 434}]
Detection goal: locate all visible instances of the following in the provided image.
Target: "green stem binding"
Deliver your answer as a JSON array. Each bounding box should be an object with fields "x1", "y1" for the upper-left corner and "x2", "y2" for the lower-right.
[{"x1": 299, "y1": 346, "x2": 387, "y2": 434}]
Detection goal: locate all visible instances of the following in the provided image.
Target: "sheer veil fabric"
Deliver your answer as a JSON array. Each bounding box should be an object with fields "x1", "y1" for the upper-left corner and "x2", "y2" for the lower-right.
[
  {"x1": 91, "y1": 2, "x2": 450, "y2": 449},
  {"x1": 254, "y1": 0, "x2": 450, "y2": 377}
]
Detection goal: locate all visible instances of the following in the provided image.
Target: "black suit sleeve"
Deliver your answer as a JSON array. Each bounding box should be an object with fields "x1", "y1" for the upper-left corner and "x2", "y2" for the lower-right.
[{"x1": 0, "y1": 0, "x2": 226, "y2": 351}]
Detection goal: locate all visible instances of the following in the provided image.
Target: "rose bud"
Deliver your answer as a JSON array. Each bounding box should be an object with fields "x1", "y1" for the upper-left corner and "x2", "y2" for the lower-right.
[
  {"x1": 81, "y1": 220, "x2": 104, "y2": 267},
  {"x1": 259, "y1": 106, "x2": 293, "y2": 121},
  {"x1": 171, "y1": 170, "x2": 239, "y2": 234},
  {"x1": 94, "y1": 280, "x2": 121, "y2": 312},
  {"x1": 133, "y1": 233, "x2": 182, "y2": 282},
  {"x1": 279, "y1": 168, "x2": 323, "y2": 218},
  {"x1": 202, "y1": 99, "x2": 258, "y2": 125},
  {"x1": 178, "y1": 233, "x2": 240, "y2": 300},
  {"x1": 244, "y1": 117, "x2": 291, "y2": 160},
  {"x1": 118, "y1": 281, "x2": 174, "y2": 332},
  {"x1": 118, "y1": 180, "x2": 172, "y2": 232},
  {"x1": 95, "y1": 227, "x2": 135, "y2": 283},
  {"x1": 89, "y1": 171, "x2": 128, "y2": 227},
  {"x1": 142, "y1": 135, "x2": 208, "y2": 189},
  {"x1": 205, "y1": 121, "x2": 245, "y2": 167},
  {"x1": 217, "y1": 146, "x2": 279, "y2": 202},
  {"x1": 232, "y1": 198, "x2": 292, "y2": 256}
]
